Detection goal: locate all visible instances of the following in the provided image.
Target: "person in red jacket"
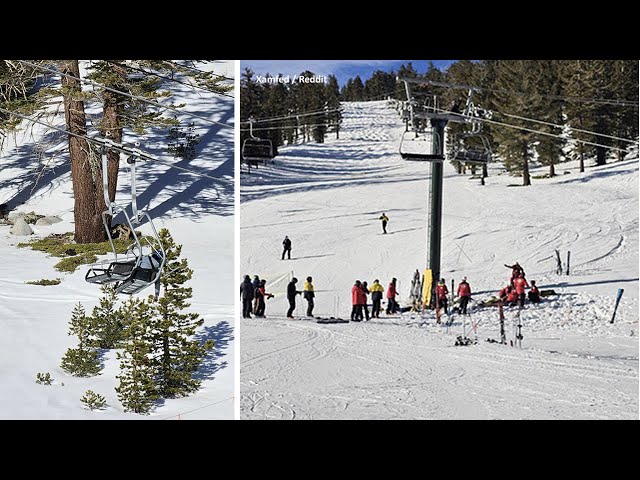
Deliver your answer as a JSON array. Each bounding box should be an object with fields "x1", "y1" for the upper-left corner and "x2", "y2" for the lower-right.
[
  {"x1": 457, "y1": 276, "x2": 472, "y2": 314},
  {"x1": 498, "y1": 284, "x2": 512, "y2": 302},
  {"x1": 351, "y1": 280, "x2": 366, "y2": 322},
  {"x1": 435, "y1": 278, "x2": 449, "y2": 314},
  {"x1": 527, "y1": 280, "x2": 540, "y2": 303},
  {"x1": 505, "y1": 262, "x2": 525, "y2": 286},
  {"x1": 506, "y1": 287, "x2": 519, "y2": 306},
  {"x1": 513, "y1": 273, "x2": 529, "y2": 307},
  {"x1": 386, "y1": 277, "x2": 398, "y2": 314}
]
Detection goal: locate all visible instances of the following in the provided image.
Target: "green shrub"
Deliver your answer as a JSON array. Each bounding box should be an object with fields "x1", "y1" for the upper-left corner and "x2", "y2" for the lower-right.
[{"x1": 25, "y1": 278, "x2": 62, "y2": 286}]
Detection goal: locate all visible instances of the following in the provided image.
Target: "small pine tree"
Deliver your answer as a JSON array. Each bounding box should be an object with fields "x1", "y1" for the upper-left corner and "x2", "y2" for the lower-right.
[
  {"x1": 90, "y1": 285, "x2": 125, "y2": 349},
  {"x1": 148, "y1": 229, "x2": 214, "y2": 398},
  {"x1": 115, "y1": 298, "x2": 158, "y2": 415},
  {"x1": 61, "y1": 303, "x2": 101, "y2": 377},
  {"x1": 81, "y1": 390, "x2": 107, "y2": 410},
  {"x1": 36, "y1": 372, "x2": 53, "y2": 385}
]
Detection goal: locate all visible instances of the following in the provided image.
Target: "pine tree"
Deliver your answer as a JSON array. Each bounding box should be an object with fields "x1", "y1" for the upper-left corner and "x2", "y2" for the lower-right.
[
  {"x1": 115, "y1": 297, "x2": 158, "y2": 415},
  {"x1": 325, "y1": 75, "x2": 342, "y2": 139},
  {"x1": 61, "y1": 303, "x2": 101, "y2": 377},
  {"x1": 90, "y1": 285, "x2": 125, "y2": 349},
  {"x1": 148, "y1": 229, "x2": 214, "y2": 398}
]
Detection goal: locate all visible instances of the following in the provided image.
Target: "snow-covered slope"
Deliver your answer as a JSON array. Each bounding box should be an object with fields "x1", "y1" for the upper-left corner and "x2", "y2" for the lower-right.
[
  {"x1": 0, "y1": 61, "x2": 235, "y2": 419},
  {"x1": 240, "y1": 100, "x2": 638, "y2": 420}
]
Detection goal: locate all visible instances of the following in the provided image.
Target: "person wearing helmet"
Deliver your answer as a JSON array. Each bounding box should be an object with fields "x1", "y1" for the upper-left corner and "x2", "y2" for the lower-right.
[
  {"x1": 286, "y1": 277, "x2": 302, "y2": 318},
  {"x1": 303, "y1": 276, "x2": 315, "y2": 317},
  {"x1": 504, "y1": 262, "x2": 525, "y2": 286},
  {"x1": 255, "y1": 279, "x2": 274, "y2": 318}
]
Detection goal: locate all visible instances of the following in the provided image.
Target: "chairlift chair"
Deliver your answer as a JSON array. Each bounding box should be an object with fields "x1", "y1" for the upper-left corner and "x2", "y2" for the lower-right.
[
  {"x1": 85, "y1": 140, "x2": 166, "y2": 298},
  {"x1": 241, "y1": 118, "x2": 274, "y2": 169},
  {"x1": 399, "y1": 129, "x2": 444, "y2": 161},
  {"x1": 451, "y1": 131, "x2": 493, "y2": 165}
]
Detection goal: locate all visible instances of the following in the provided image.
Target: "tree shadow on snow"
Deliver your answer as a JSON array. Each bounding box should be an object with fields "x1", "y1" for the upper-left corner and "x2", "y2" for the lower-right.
[{"x1": 192, "y1": 320, "x2": 233, "y2": 382}]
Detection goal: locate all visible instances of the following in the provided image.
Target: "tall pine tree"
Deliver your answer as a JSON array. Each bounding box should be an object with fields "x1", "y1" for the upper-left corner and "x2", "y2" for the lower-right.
[{"x1": 148, "y1": 229, "x2": 214, "y2": 398}]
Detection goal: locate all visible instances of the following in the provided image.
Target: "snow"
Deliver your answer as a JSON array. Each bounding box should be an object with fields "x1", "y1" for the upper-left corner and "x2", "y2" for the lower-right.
[
  {"x1": 240, "y1": 100, "x2": 639, "y2": 419},
  {"x1": 0, "y1": 61, "x2": 235, "y2": 419}
]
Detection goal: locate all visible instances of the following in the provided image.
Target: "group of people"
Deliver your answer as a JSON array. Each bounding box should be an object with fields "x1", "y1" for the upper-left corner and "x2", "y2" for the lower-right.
[
  {"x1": 350, "y1": 278, "x2": 397, "y2": 321},
  {"x1": 285, "y1": 276, "x2": 315, "y2": 318},
  {"x1": 498, "y1": 262, "x2": 540, "y2": 306},
  {"x1": 240, "y1": 275, "x2": 274, "y2": 319},
  {"x1": 433, "y1": 276, "x2": 473, "y2": 316}
]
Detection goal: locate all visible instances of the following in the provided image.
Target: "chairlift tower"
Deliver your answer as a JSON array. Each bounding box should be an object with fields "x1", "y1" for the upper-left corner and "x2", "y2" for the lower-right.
[{"x1": 397, "y1": 76, "x2": 492, "y2": 291}]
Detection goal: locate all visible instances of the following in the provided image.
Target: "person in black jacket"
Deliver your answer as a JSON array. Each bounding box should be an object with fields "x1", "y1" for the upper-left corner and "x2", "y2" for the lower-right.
[
  {"x1": 282, "y1": 236, "x2": 292, "y2": 260},
  {"x1": 286, "y1": 277, "x2": 302, "y2": 318},
  {"x1": 252, "y1": 275, "x2": 261, "y2": 314},
  {"x1": 240, "y1": 275, "x2": 254, "y2": 319}
]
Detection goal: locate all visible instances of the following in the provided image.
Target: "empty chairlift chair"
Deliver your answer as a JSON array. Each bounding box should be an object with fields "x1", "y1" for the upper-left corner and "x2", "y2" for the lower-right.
[
  {"x1": 399, "y1": 129, "x2": 444, "y2": 161},
  {"x1": 242, "y1": 117, "x2": 274, "y2": 171},
  {"x1": 85, "y1": 141, "x2": 166, "y2": 298}
]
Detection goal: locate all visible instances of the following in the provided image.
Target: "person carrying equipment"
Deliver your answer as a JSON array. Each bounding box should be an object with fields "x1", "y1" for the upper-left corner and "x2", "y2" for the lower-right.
[
  {"x1": 303, "y1": 276, "x2": 315, "y2": 317},
  {"x1": 457, "y1": 276, "x2": 472, "y2": 314},
  {"x1": 369, "y1": 279, "x2": 384, "y2": 318},
  {"x1": 255, "y1": 279, "x2": 274, "y2": 317},
  {"x1": 282, "y1": 236, "x2": 292, "y2": 260}
]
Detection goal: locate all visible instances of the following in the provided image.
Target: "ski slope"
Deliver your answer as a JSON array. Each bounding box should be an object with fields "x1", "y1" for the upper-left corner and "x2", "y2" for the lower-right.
[
  {"x1": 240, "y1": 100, "x2": 639, "y2": 420},
  {"x1": 0, "y1": 61, "x2": 235, "y2": 419}
]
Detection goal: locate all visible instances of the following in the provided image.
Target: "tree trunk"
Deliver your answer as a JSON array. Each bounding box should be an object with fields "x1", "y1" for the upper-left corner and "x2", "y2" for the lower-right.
[
  {"x1": 579, "y1": 149, "x2": 585, "y2": 173},
  {"x1": 595, "y1": 146, "x2": 606, "y2": 165},
  {"x1": 522, "y1": 144, "x2": 531, "y2": 186},
  {"x1": 61, "y1": 60, "x2": 107, "y2": 244},
  {"x1": 100, "y1": 64, "x2": 127, "y2": 204},
  {"x1": 482, "y1": 163, "x2": 488, "y2": 179},
  {"x1": 549, "y1": 163, "x2": 555, "y2": 177}
]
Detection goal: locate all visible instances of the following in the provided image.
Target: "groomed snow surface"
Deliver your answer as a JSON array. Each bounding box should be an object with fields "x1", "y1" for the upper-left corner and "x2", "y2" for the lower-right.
[
  {"x1": 0, "y1": 61, "x2": 235, "y2": 419},
  {"x1": 240, "y1": 100, "x2": 639, "y2": 420}
]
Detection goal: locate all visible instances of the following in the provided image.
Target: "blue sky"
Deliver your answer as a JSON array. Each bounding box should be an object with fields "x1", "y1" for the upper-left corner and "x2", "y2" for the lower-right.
[{"x1": 241, "y1": 60, "x2": 456, "y2": 87}]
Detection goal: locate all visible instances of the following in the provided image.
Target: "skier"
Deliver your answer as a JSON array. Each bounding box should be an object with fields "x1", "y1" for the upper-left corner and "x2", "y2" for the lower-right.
[
  {"x1": 286, "y1": 277, "x2": 302, "y2": 318},
  {"x1": 513, "y1": 273, "x2": 529, "y2": 307},
  {"x1": 504, "y1": 262, "x2": 525, "y2": 286},
  {"x1": 240, "y1": 275, "x2": 254, "y2": 319},
  {"x1": 362, "y1": 281, "x2": 370, "y2": 320},
  {"x1": 379, "y1": 213, "x2": 389, "y2": 234},
  {"x1": 252, "y1": 275, "x2": 261, "y2": 314},
  {"x1": 255, "y1": 279, "x2": 274, "y2": 317},
  {"x1": 369, "y1": 279, "x2": 384, "y2": 318},
  {"x1": 456, "y1": 276, "x2": 472, "y2": 315},
  {"x1": 386, "y1": 277, "x2": 398, "y2": 314},
  {"x1": 282, "y1": 236, "x2": 292, "y2": 260},
  {"x1": 303, "y1": 276, "x2": 315, "y2": 317},
  {"x1": 351, "y1": 280, "x2": 366, "y2": 322},
  {"x1": 435, "y1": 278, "x2": 449, "y2": 314},
  {"x1": 528, "y1": 280, "x2": 541, "y2": 303}
]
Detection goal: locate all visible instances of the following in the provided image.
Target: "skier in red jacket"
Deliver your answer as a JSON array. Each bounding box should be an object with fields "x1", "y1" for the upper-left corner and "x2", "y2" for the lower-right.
[
  {"x1": 435, "y1": 278, "x2": 449, "y2": 314},
  {"x1": 498, "y1": 284, "x2": 512, "y2": 302},
  {"x1": 457, "y1": 276, "x2": 472, "y2": 314},
  {"x1": 513, "y1": 273, "x2": 529, "y2": 307},
  {"x1": 351, "y1": 280, "x2": 366, "y2": 322},
  {"x1": 386, "y1": 277, "x2": 398, "y2": 314},
  {"x1": 505, "y1": 262, "x2": 525, "y2": 286}
]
